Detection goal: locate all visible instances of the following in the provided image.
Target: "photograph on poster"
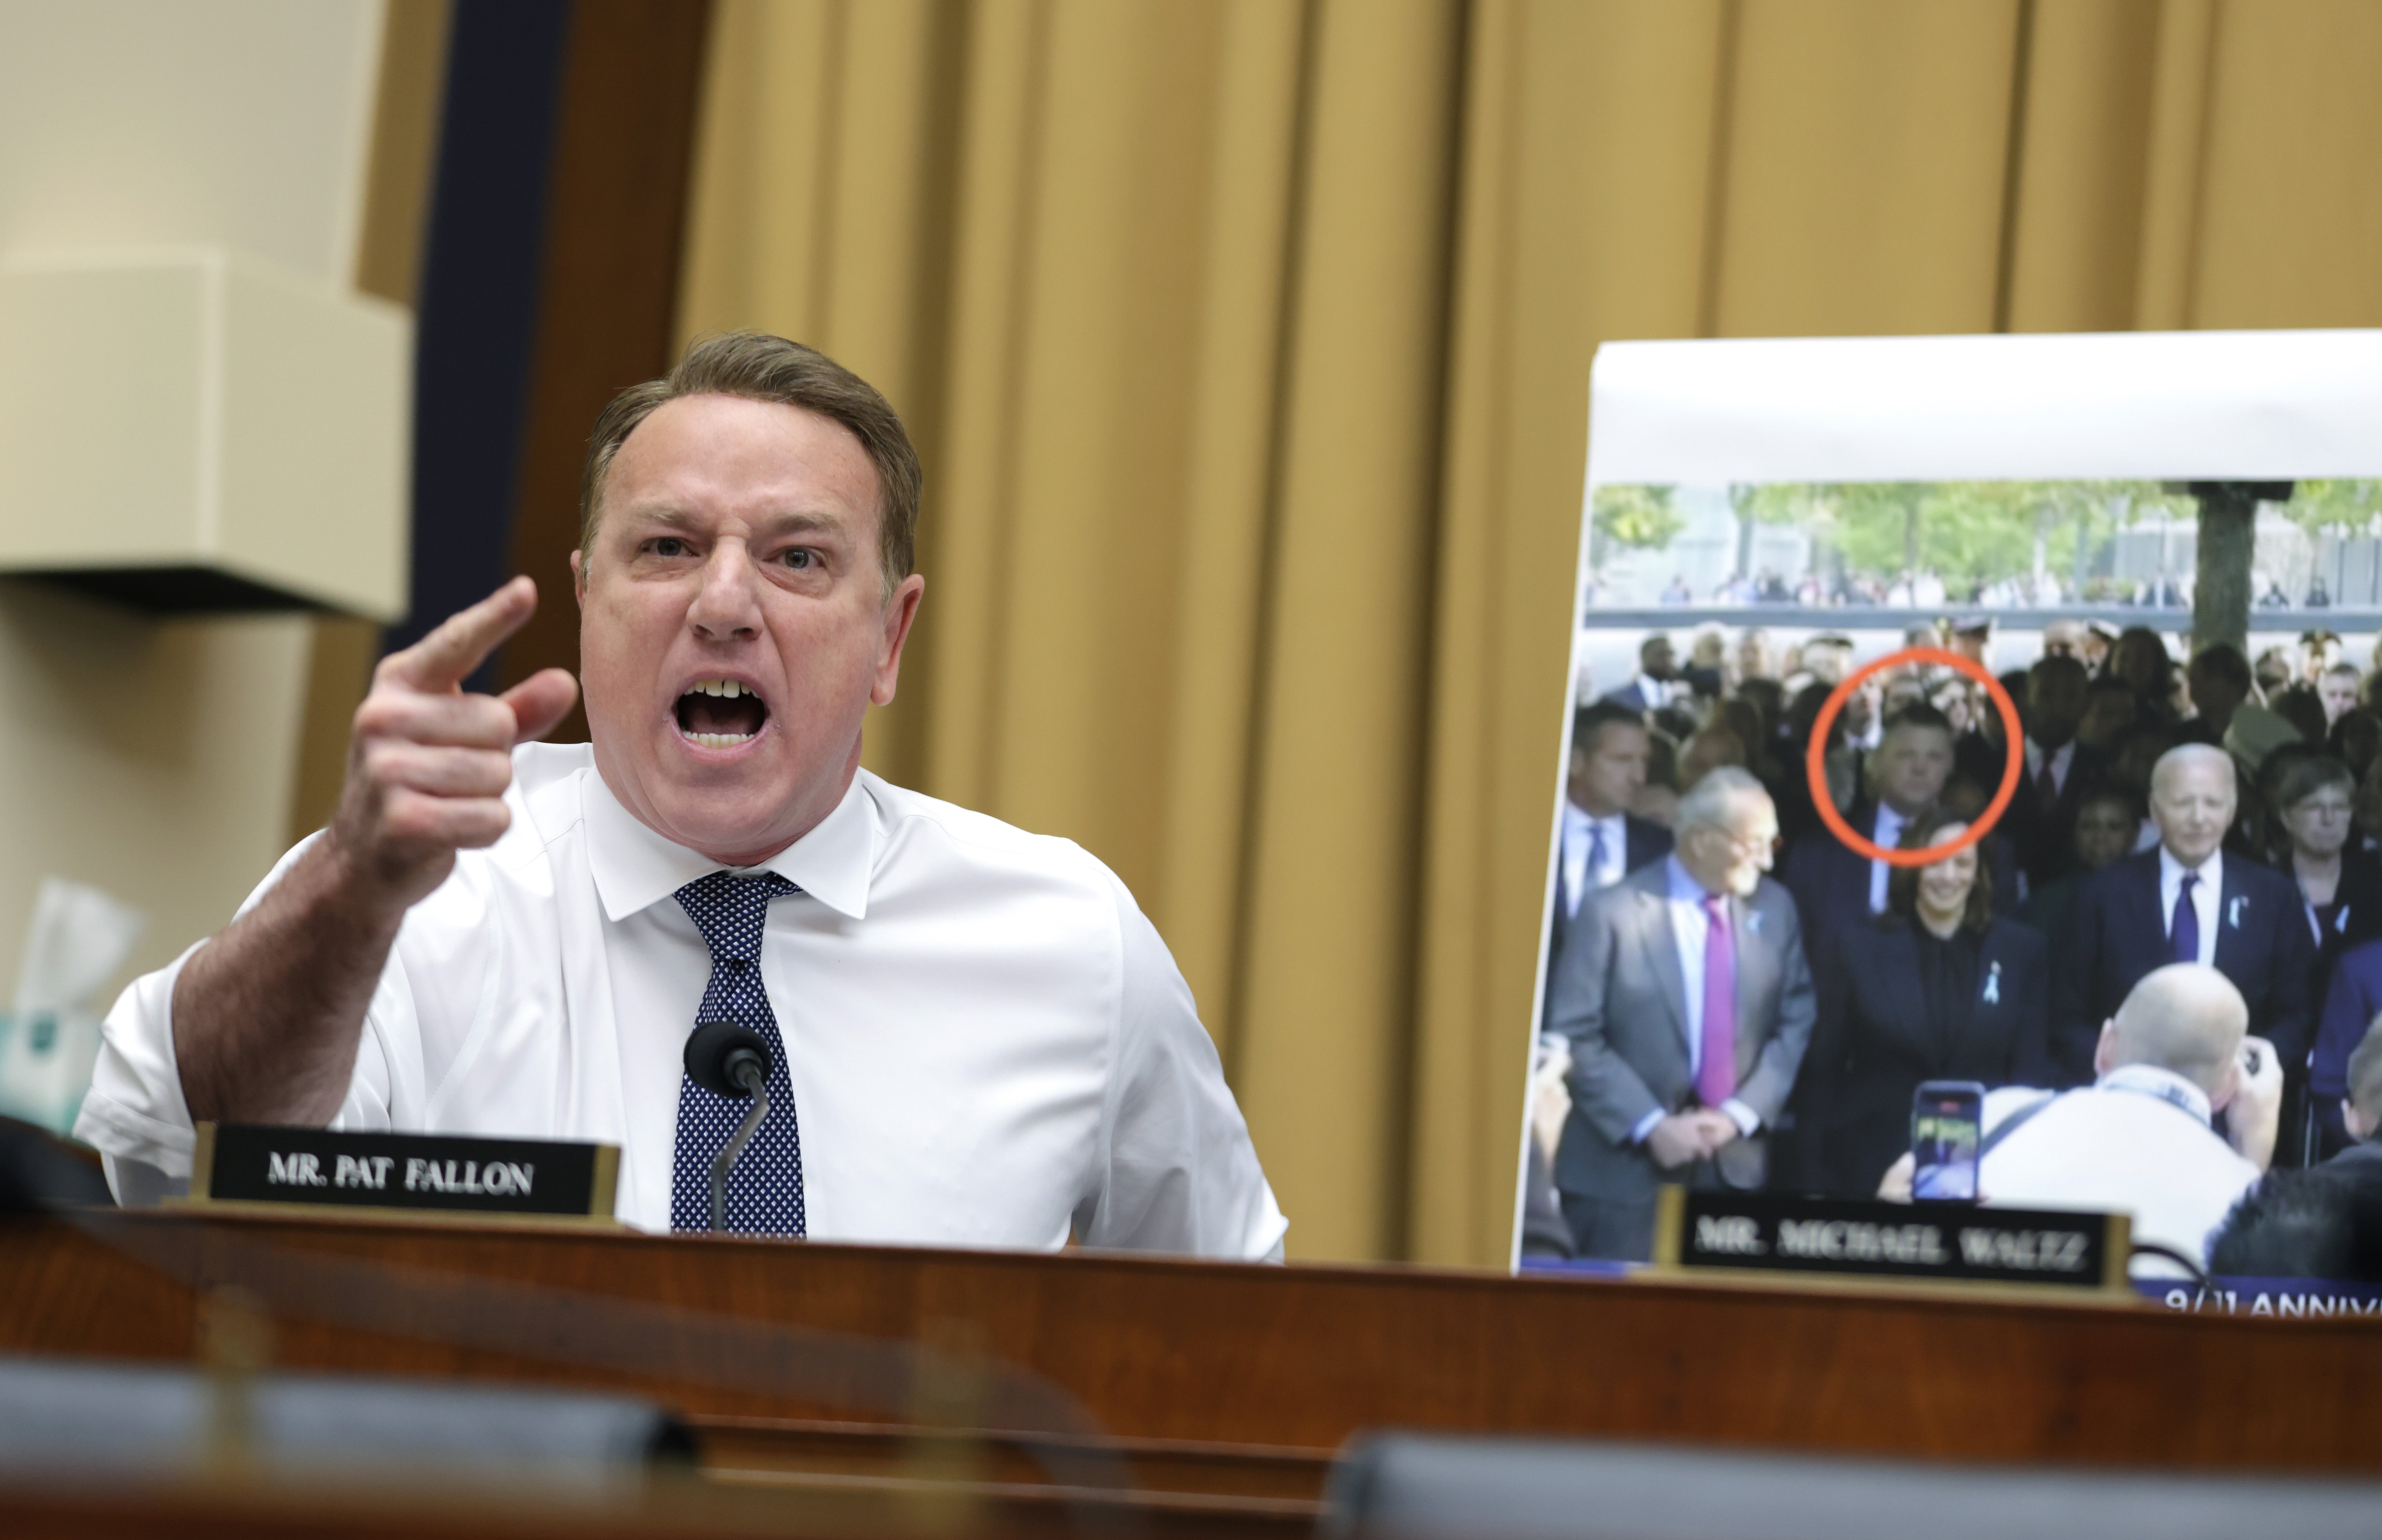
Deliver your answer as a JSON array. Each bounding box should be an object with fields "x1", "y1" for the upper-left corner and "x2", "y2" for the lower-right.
[{"x1": 1518, "y1": 331, "x2": 2382, "y2": 1300}]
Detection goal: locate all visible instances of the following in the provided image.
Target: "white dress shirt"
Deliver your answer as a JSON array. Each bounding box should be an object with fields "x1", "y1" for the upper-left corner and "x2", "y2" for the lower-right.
[
  {"x1": 1980, "y1": 1065, "x2": 2259, "y2": 1273},
  {"x1": 1631, "y1": 672, "x2": 1674, "y2": 709},
  {"x1": 75, "y1": 745, "x2": 1288, "y2": 1259},
  {"x1": 1625, "y1": 857, "x2": 1762, "y2": 1145},
  {"x1": 1560, "y1": 805, "x2": 1627, "y2": 917},
  {"x1": 2158, "y1": 845, "x2": 2222, "y2": 968},
  {"x1": 1867, "y1": 802, "x2": 1912, "y2": 915}
]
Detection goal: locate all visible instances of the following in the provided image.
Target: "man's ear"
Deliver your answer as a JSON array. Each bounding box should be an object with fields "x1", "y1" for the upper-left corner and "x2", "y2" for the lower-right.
[
  {"x1": 2209, "y1": 1055, "x2": 2241, "y2": 1114},
  {"x1": 569, "y1": 550, "x2": 586, "y2": 607},
  {"x1": 2348, "y1": 1096, "x2": 2377, "y2": 1142},
  {"x1": 2091, "y1": 1020, "x2": 2119, "y2": 1080},
  {"x1": 870, "y1": 572, "x2": 926, "y2": 707}
]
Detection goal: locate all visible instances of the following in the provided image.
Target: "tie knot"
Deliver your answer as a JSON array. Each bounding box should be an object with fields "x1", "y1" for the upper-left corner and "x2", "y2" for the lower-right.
[
  {"x1": 674, "y1": 871, "x2": 799, "y2": 964},
  {"x1": 2180, "y1": 871, "x2": 2199, "y2": 894}
]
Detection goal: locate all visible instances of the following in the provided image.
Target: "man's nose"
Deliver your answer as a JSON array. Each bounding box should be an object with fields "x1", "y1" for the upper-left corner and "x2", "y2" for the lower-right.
[{"x1": 688, "y1": 543, "x2": 765, "y2": 639}]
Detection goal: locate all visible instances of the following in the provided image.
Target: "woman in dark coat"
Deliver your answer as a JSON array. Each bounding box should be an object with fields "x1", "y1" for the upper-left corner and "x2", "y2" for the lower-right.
[
  {"x1": 1795, "y1": 806, "x2": 2051, "y2": 1199},
  {"x1": 2272, "y1": 755, "x2": 2382, "y2": 992}
]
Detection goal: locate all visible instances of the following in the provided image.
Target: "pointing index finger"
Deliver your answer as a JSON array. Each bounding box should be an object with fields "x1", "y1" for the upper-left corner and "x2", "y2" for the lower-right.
[{"x1": 384, "y1": 577, "x2": 539, "y2": 693}]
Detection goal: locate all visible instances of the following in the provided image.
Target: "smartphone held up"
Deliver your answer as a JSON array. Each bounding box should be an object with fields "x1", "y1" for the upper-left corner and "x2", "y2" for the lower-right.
[{"x1": 1911, "y1": 1081, "x2": 1985, "y2": 1204}]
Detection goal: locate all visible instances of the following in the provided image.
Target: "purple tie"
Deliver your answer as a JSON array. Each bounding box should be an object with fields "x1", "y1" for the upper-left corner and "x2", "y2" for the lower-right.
[
  {"x1": 2171, "y1": 871, "x2": 2200, "y2": 965},
  {"x1": 1699, "y1": 894, "x2": 1737, "y2": 1108}
]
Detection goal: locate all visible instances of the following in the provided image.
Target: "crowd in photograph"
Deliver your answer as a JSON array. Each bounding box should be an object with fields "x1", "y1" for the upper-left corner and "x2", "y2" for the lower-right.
[
  {"x1": 1649, "y1": 568, "x2": 2108, "y2": 608},
  {"x1": 1631, "y1": 567, "x2": 2347, "y2": 610},
  {"x1": 1527, "y1": 616, "x2": 2382, "y2": 1283}
]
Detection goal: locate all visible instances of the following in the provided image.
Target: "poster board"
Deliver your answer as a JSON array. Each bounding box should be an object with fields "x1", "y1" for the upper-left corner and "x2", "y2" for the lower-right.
[{"x1": 1519, "y1": 329, "x2": 2382, "y2": 1292}]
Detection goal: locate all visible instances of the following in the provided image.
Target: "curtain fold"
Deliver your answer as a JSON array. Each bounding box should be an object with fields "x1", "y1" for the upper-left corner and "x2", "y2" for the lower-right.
[{"x1": 674, "y1": 0, "x2": 2382, "y2": 1266}]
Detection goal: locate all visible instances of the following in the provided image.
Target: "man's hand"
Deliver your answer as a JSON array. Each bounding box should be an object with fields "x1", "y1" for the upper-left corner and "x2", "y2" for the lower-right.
[
  {"x1": 330, "y1": 577, "x2": 578, "y2": 911},
  {"x1": 1688, "y1": 1107, "x2": 1742, "y2": 1153},
  {"x1": 1645, "y1": 1112, "x2": 1713, "y2": 1170},
  {"x1": 1528, "y1": 1040, "x2": 1574, "y2": 1166},
  {"x1": 1877, "y1": 1152, "x2": 1915, "y2": 1203},
  {"x1": 172, "y1": 577, "x2": 575, "y2": 1129},
  {"x1": 2227, "y1": 1034, "x2": 2285, "y2": 1171}
]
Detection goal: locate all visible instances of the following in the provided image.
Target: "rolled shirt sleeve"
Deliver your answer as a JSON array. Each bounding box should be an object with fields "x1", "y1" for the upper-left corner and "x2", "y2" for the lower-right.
[
  {"x1": 1074, "y1": 868, "x2": 1289, "y2": 1261},
  {"x1": 75, "y1": 939, "x2": 207, "y2": 1186},
  {"x1": 73, "y1": 833, "x2": 411, "y2": 1198}
]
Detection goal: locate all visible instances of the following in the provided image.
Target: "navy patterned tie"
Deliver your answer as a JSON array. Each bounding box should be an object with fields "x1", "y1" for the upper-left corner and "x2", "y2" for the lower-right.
[{"x1": 670, "y1": 872, "x2": 806, "y2": 1236}]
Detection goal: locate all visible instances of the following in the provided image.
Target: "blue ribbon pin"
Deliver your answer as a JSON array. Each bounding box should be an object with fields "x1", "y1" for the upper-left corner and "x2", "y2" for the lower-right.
[{"x1": 1982, "y1": 961, "x2": 2001, "y2": 1005}]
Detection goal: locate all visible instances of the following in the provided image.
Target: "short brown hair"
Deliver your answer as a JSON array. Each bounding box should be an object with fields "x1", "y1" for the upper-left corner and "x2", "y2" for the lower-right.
[
  {"x1": 1883, "y1": 804, "x2": 1994, "y2": 934},
  {"x1": 579, "y1": 331, "x2": 922, "y2": 597},
  {"x1": 2275, "y1": 754, "x2": 2355, "y2": 813}
]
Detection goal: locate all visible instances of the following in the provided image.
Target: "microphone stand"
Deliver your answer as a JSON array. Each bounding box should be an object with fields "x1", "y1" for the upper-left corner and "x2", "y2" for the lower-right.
[{"x1": 710, "y1": 1060, "x2": 771, "y2": 1235}]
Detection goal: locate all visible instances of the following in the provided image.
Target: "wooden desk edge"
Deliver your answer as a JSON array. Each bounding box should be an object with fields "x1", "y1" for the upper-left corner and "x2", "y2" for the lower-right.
[{"x1": 58, "y1": 1205, "x2": 2382, "y2": 1340}]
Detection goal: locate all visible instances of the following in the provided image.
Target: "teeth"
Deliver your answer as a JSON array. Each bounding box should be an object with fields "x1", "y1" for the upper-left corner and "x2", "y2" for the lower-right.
[
  {"x1": 687, "y1": 679, "x2": 747, "y2": 698},
  {"x1": 683, "y1": 730, "x2": 754, "y2": 748}
]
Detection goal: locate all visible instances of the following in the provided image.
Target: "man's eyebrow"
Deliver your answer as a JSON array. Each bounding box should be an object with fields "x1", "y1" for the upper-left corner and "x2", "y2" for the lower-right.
[{"x1": 617, "y1": 504, "x2": 852, "y2": 536}]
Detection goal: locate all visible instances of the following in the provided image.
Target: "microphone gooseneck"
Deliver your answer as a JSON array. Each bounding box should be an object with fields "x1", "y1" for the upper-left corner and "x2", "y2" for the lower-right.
[{"x1": 683, "y1": 1019, "x2": 774, "y2": 1234}]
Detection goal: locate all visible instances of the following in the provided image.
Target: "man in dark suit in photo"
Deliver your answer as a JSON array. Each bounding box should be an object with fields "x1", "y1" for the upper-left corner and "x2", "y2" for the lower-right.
[
  {"x1": 1600, "y1": 634, "x2": 1681, "y2": 714},
  {"x1": 1547, "y1": 704, "x2": 1674, "y2": 1011},
  {"x1": 2007, "y1": 654, "x2": 2105, "y2": 887},
  {"x1": 1781, "y1": 702, "x2": 2015, "y2": 962},
  {"x1": 1546, "y1": 767, "x2": 1816, "y2": 1261},
  {"x1": 2050, "y1": 743, "x2": 2314, "y2": 1088},
  {"x1": 2177, "y1": 643, "x2": 2254, "y2": 748}
]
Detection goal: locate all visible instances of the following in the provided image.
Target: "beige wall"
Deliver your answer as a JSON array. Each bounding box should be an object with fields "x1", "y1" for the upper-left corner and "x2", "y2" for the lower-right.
[{"x1": 0, "y1": 0, "x2": 388, "y2": 991}]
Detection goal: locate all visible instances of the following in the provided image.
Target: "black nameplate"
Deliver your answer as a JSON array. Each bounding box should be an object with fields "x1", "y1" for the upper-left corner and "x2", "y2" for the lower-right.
[
  {"x1": 1655, "y1": 1188, "x2": 2128, "y2": 1293},
  {"x1": 190, "y1": 1124, "x2": 618, "y2": 1221}
]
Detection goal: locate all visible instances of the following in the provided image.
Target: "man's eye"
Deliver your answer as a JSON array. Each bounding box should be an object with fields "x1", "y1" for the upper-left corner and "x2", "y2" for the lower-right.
[
  {"x1": 782, "y1": 549, "x2": 814, "y2": 569},
  {"x1": 652, "y1": 537, "x2": 688, "y2": 557}
]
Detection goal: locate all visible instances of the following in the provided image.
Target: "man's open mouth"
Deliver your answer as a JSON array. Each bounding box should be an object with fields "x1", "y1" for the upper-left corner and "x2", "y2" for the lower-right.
[{"x1": 675, "y1": 679, "x2": 769, "y2": 748}]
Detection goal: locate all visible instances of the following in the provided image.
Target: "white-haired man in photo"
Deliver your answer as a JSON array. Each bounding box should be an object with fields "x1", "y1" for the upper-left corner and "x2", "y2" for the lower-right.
[
  {"x1": 1546, "y1": 767, "x2": 1816, "y2": 1262},
  {"x1": 2048, "y1": 743, "x2": 2312, "y2": 1087}
]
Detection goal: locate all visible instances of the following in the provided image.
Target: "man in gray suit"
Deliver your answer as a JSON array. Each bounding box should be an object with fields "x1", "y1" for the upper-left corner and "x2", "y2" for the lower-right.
[{"x1": 1547, "y1": 766, "x2": 1817, "y2": 1261}]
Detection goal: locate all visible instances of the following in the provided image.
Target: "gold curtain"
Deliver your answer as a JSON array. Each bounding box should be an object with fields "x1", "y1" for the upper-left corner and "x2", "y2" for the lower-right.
[{"x1": 675, "y1": 0, "x2": 2382, "y2": 1266}]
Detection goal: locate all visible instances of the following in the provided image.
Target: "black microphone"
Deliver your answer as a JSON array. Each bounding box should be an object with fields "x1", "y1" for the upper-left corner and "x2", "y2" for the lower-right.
[{"x1": 682, "y1": 1019, "x2": 772, "y2": 1234}]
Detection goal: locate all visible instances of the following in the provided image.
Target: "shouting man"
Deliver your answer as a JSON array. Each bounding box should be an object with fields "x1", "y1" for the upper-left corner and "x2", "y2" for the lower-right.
[{"x1": 79, "y1": 333, "x2": 1287, "y2": 1258}]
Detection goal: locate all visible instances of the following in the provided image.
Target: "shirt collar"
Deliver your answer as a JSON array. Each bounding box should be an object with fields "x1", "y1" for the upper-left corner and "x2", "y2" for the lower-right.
[
  {"x1": 2095, "y1": 1063, "x2": 2214, "y2": 1127},
  {"x1": 582, "y1": 767, "x2": 876, "y2": 923},
  {"x1": 1665, "y1": 853, "x2": 1720, "y2": 904},
  {"x1": 2159, "y1": 843, "x2": 2222, "y2": 890}
]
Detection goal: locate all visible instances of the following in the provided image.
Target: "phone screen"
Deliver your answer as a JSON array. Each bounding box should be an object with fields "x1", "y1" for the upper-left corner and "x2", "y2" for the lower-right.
[{"x1": 1910, "y1": 1081, "x2": 1985, "y2": 1203}]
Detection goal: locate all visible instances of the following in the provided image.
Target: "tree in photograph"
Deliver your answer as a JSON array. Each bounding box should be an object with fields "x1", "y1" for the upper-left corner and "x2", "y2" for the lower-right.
[
  {"x1": 1734, "y1": 480, "x2": 2187, "y2": 598},
  {"x1": 1589, "y1": 484, "x2": 1685, "y2": 563},
  {"x1": 2284, "y1": 479, "x2": 2382, "y2": 534},
  {"x1": 1735, "y1": 482, "x2": 1941, "y2": 589}
]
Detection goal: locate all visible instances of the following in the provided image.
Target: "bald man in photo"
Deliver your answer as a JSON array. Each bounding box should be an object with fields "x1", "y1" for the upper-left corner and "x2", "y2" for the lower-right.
[
  {"x1": 2048, "y1": 745, "x2": 2314, "y2": 1089},
  {"x1": 1886, "y1": 965, "x2": 2282, "y2": 1275}
]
